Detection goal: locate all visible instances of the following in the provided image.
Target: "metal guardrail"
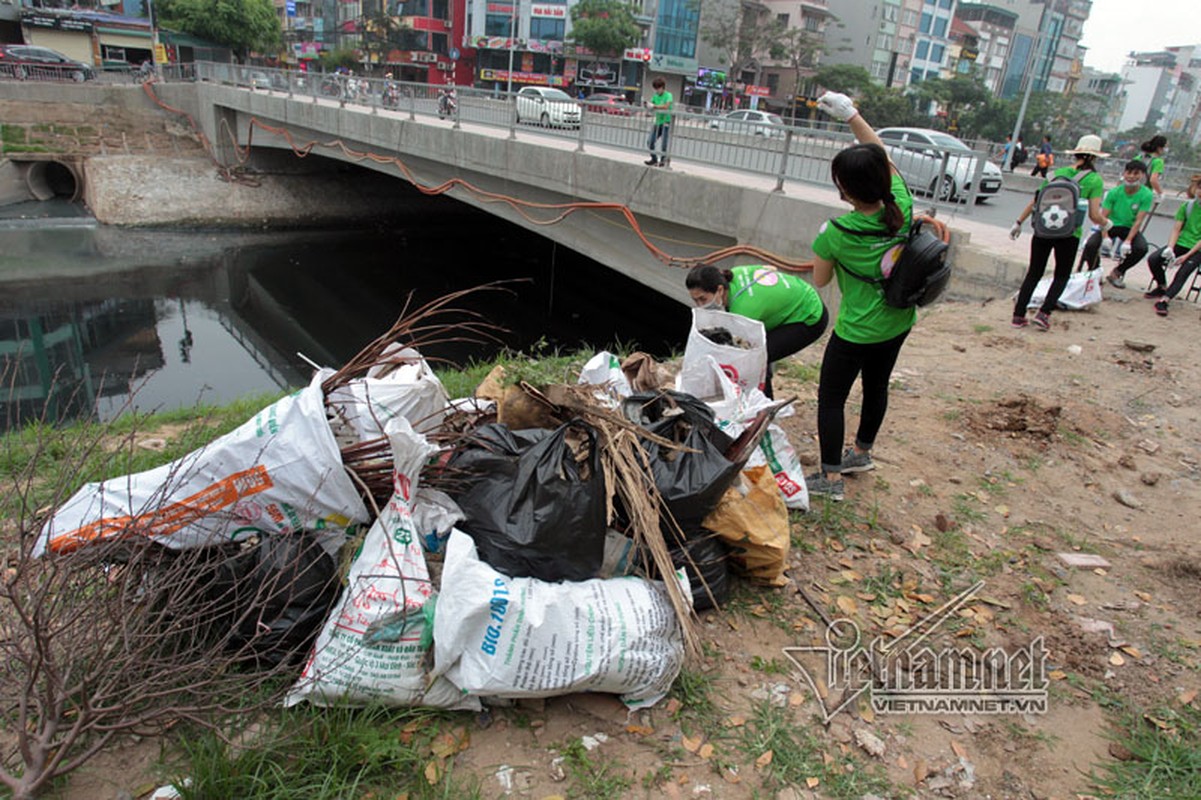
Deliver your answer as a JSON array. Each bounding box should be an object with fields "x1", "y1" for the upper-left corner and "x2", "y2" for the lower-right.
[{"x1": 183, "y1": 62, "x2": 992, "y2": 212}]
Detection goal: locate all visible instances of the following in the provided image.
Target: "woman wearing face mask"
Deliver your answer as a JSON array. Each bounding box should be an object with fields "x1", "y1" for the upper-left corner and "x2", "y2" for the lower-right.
[
  {"x1": 1137, "y1": 135, "x2": 1168, "y2": 203},
  {"x1": 685, "y1": 264, "x2": 828, "y2": 400},
  {"x1": 804, "y1": 90, "x2": 916, "y2": 501}
]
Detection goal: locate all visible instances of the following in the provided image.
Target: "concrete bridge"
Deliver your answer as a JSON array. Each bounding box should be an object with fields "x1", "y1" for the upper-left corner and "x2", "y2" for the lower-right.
[{"x1": 2, "y1": 72, "x2": 1027, "y2": 304}]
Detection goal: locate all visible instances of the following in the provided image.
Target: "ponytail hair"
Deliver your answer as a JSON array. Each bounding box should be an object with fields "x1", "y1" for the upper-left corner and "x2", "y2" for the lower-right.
[
  {"x1": 685, "y1": 264, "x2": 732, "y2": 293},
  {"x1": 831, "y1": 143, "x2": 905, "y2": 235},
  {"x1": 1141, "y1": 135, "x2": 1167, "y2": 155}
]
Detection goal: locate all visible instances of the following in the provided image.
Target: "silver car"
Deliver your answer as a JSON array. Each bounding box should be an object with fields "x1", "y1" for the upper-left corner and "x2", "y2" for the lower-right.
[
  {"x1": 877, "y1": 127, "x2": 1003, "y2": 203},
  {"x1": 708, "y1": 109, "x2": 785, "y2": 138},
  {"x1": 515, "y1": 87, "x2": 582, "y2": 128}
]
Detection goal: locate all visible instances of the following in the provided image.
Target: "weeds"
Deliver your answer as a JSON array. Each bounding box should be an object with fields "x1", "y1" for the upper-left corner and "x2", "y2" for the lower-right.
[
  {"x1": 1091, "y1": 703, "x2": 1201, "y2": 799},
  {"x1": 669, "y1": 668, "x2": 717, "y2": 720},
  {"x1": 739, "y1": 703, "x2": 893, "y2": 797},
  {"x1": 174, "y1": 706, "x2": 477, "y2": 799},
  {"x1": 559, "y1": 738, "x2": 631, "y2": 800}
]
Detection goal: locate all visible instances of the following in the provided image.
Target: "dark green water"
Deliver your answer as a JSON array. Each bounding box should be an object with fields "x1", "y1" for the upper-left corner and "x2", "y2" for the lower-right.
[{"x1": 0, "y1": 202, "x2": 690, "y2": 427}]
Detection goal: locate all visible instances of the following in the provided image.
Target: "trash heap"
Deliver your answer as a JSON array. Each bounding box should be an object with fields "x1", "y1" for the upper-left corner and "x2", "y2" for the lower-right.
[{"x1": 35, "y1": 299, "x2": 813, "y2": 712}]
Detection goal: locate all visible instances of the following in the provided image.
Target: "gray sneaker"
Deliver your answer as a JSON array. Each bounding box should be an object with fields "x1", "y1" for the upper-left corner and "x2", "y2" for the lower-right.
[
  {"x1": 806, "y1": 472, "x2": 845, "y2": 502},
  {"x1": 840, "y1": 448, "x2": 875, "y2": 474}
]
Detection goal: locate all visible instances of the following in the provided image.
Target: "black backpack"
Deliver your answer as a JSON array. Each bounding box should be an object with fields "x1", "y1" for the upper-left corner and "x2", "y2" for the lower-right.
[
  {"x1": 829, "y1": 217, "x2": 951, "y2": 309},
  {"x1": 1031, "y1": 170, "x2": 1088, "y2": 239}
]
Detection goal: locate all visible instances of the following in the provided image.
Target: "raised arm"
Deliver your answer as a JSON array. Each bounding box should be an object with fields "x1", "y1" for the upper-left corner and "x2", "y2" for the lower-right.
[{"x1": 817, "y1": 91, "x2": 895, "y2": 173}]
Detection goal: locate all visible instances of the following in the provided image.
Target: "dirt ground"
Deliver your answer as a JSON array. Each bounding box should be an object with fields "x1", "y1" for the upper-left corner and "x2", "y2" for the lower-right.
[{"x1": 54, "y1": 289, "x2": 1201, "y2": 800}]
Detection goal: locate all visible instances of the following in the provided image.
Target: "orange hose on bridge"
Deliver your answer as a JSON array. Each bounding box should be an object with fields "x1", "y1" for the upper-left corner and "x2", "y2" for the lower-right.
[{"x1": 141, "y1": 81, "x2": 950, "y2": 274}]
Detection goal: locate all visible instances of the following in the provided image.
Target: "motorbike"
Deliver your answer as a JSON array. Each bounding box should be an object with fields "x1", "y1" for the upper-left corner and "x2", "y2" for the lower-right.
[
  {"x1": 382, "y1": 82, "x2": 401, "y2": 110},
  {"x1": 437, "y1": 90, "x2": 457, "y2": 119}
]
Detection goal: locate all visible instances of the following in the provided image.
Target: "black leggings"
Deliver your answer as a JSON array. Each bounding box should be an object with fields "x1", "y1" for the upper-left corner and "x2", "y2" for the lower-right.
[
  {"x1": 1148, "y1": 244, "x2": 1201, "y2": 297},
  {"x1": 1013, "y1": 235, "x2": 1079, "y2": 316},
  {"x1": 817, "y1": 329, "x2": 909, "y2": 473},
  {"x1": 763, "y1": 307, "x2": 829, "y2": 399},
  {"x1": 1084, "y1": 226, "x2": 1146, "y2": 275}
]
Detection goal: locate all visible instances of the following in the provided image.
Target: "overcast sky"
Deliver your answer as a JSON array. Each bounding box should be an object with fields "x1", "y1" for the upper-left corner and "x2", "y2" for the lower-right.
[{"x1": 1079, "y1": 0, "x2": 1192, "y2": 73}]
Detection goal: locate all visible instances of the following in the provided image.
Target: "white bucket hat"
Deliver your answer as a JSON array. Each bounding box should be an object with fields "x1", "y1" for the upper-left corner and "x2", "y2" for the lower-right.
[{"x1": 1068, "y1": 134, "x2": 1109, "y2": 157}]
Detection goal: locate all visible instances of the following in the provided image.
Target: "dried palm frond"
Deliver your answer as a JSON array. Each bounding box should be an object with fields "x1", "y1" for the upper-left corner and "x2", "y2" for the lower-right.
[{"x1": 322, "y1": 282, "x2": 516, "y2": 397}]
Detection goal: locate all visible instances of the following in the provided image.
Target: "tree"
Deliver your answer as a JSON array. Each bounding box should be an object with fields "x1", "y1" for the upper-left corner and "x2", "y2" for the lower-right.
[
  {"x1": 568, "y1": 0, "x2": 641, "y2": 87},
  {"x1": 700, "y1": 0, "x2": 782, "y2": 93},
  {"x1": 813, "y1": 64, "x2": 872, "y2": 96},
  {"x1": 768, "y1": 27, "x2": 821, "y2": 121},
  {"x1": 158, "y1": 0, "x2": 282, "y2": 63}
]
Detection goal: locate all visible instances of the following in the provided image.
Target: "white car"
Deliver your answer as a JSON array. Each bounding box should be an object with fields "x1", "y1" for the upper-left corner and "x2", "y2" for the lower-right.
[
  {"x1": 708, "y1": 109, "x2": 785, "y2": 138},
  {"x1": 515, "y1": 87, "x2": 582, "y2": 128},
  {"x1": 877, "y1": 127, "x2": 1003, "y2": 203}
]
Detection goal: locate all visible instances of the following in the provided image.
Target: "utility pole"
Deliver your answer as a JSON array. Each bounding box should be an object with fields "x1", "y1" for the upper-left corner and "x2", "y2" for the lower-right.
[
  {"x1": 145, "y1": 0, "x2": 161, "y2": 65},
  {"x1": 506, "y1": 0, "x2": 519, "y2": 94},
  {"x1": 1007, "y1": 5, "x2": 1047, "y2": 172}
]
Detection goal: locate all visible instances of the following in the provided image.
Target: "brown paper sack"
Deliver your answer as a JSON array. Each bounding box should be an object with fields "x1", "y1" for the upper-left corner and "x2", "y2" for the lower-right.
[{"x1": 703, "y1": 464, "x2": 790, "y2": 586}]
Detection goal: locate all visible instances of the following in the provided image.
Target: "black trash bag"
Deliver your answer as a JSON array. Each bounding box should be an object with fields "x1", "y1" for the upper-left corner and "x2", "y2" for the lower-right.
[
  {"x1": 208, "y1": 532, "x2": 341, "y2": 666},
  {"x1": 623, "y1": 390, "x2": 741, "y2": 529},
  {"x1": 447, "y1": 420, "x2": 606, "y2": 582},
  {"x1": 669, "y1": 532, "x2": 730, "y2": 611}
]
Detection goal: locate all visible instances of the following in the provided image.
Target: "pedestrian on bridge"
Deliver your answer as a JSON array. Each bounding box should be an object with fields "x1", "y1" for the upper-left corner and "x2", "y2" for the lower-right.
[
  {"x1": 644, "y1": 77, "x2": 673, "y2": 167},
  {"x1": 685, "y1": 264, "x2": 828, "y2": 400},
  {"x1": 805, "y1": 90, "x2": 916, "y2": 502}
]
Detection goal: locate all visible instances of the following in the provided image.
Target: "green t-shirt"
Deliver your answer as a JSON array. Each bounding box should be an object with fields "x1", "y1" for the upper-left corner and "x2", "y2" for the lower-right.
[
  {"x1": 1136, "y1": 153, "x2": 1165, "y2": 178},
  {"x1": 651, "y1": 90, "x2": 673, "y2": 125},
  {"x1": 1174, "y1": 200, "x2": 1201, "y2": 250},
  {"x1": 1040, "y1": 166, "x2": 1105, "y2": 237},
  {"x1": 1102, "y1": 184, "x2": 1154, "y2": 229},
  {"x1": 727, "y1": 265, "x2": 825, "y2": 331},
  {"x1": 812, "y1": 173, "x2": 917, "y2": 344}
]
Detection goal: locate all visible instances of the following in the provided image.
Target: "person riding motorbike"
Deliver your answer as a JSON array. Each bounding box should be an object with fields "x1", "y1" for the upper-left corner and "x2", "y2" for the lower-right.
[{"x1": 437, "y1": 86, "x2": 457, "y2": 118}]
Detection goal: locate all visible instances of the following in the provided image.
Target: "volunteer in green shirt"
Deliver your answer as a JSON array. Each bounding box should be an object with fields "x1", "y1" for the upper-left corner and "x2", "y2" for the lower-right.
[
  {"x1": 1146, "y1": 172, "x2": 1201, "y2": 317},
  {"x1": 804, "y1": 90, "x2": 915, "y2": 501},
  {"x1": 1009, "y1": 134, "x2": 1109, "y2": 331},
  {"x1": 1094, "y1": 160, "x2": 1155, "y2": 288},
  {"x1": 1137, "y1": 135, "x2": 1167, "y2": 202},
  {"x1": 644, "y1": 77, "x2": 673, "y2": 167},
  {"x1": 685, "y1": 264, "x2": 828, "y2": 400}
]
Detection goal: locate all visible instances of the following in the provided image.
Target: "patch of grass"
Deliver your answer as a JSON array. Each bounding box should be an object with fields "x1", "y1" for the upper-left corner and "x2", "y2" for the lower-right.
[
  {"x1": 559, "y1": 737, "x2": 632, "y2": 799},
  {"x1": 973, "y1": 324, "x2": 993, "y2": 333},
  {"x1": 750, "y1": 656, "x2": 790, "y2": 675},
  {"x1": 433, "y1": 342, "x2": 611, "y2": 399},
  {"x1": 1020, "y1": 581, "x2": 1049, "y2": 611},
  {"x1": 739, "y1": 703, "x2": 894, "y2": 797},
  {"x1": 173, "y1": 705, "x2": 477, "y2": 799},
  {"x1": 941, "y1": 409, "x2": 962, "y2": 421},
  {"x1": 669, "y1": 668, "x2": 717, "y2": 719},
  {"x1": 1022, "y1": 455, "x2": 1044, "y2": 473},
  {"x1": 774, "y1": 360, "x2": 820, "y2": 384},
  {"x1": 861, "y1": 563, "x2": 905, "y2": 603},
  {"x1": 951, "y1": 493, "x2": 987, "y2": 523},
  {"x1": 1091, "y1": 703, "x2": 1201, "y2": 799},
  {"x1": 724, "y1": 578, "x2": 798, "y2": 633},
  {"x1": 930, "y1": 526, "x2": 972, "y2": 570},
  {"x1": 999, "y1": 719, "x2": 1058, "y2": 749},
  {"x1": 1059, "y1": 426, "x2": 1087, "y2": 446}
]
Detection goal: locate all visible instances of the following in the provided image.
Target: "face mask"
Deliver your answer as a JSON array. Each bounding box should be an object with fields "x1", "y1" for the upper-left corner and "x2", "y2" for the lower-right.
[
  {"x1": 702, "y1": 300, "x2": 724, "y2": 310},
  {"x1": 1125, "y1": 176, "x2": 1143, "y2": 186}
]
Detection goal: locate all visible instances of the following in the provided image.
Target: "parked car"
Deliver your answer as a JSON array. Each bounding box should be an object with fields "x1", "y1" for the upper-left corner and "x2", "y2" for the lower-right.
[
  {"x1": 515, "y1": 87, "x2": 582, "y2": 128},
  {"x1": 708, "y1": 109, "x2": 785, "y2": 138},
  {"x1": 247, "y1": 71, "x2": 272, "y2": 90},
  {"x1": 877, "y1": 127, "x2": 1003, "y2": 203},
  {"x1": 0, "y1": 44, "x2": 93, "y2": 82},
  {"x1": 582, "y1": 93, "x2": 634, "y2": 116}
]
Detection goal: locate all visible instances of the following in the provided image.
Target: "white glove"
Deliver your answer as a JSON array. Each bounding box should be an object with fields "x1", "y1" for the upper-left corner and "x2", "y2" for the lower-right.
[
  {"x1": 817, "y1": 91, "x2": 858, "y2": 122},
  {"x1": 1116, "y1": 241, "x2": 1130, "y2": 259},
  {"x1": 1154, "y1": 192, "x2": 1165, "y2": 204},
  {"x1": 1102, "y1": 218, "x2": 1114, "y2": 232},
  {"x1": 1009, "y1": 222, "x2": 1022, "y2": 240}
]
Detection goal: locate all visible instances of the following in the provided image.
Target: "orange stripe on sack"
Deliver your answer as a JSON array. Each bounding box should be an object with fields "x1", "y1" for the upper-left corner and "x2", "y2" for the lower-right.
[{"x1": 48, "y1": 466, "x2": 275, "y2": 554}]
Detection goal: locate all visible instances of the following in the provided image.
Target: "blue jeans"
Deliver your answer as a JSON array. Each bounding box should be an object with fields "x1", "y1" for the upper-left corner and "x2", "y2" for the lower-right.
[{"x1": 647, "y1": 123, "x2": 670, "y2": 159}]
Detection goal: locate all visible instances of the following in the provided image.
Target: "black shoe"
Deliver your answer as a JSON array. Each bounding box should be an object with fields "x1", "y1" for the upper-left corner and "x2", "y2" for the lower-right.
[
  {"x1": 660, "y1": 157, "x2": 670, "y2": 168},
  {"x1": 1144, "y1": 286, "x2": 1166, "y2": 299},
  {"x1": 644, "y1": 157, "x2": 659, "y2": 166}
]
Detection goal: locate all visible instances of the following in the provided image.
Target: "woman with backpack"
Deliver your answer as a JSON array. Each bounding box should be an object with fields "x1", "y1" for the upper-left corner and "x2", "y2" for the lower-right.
[
  {"x1": 800, "y1": 91, "x2": 915, "y2": 501},
  {"x1": 1144, "y1": 173, "x2": 1201, "y2": 316},
  {"x1": 1008, "y1": 134, "x2": 1109, "y2": 330}
]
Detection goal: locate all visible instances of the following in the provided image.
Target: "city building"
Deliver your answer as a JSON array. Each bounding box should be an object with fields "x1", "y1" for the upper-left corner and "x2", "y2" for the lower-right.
[
  {"x1": 954, "y1": 2, "x2": 1015, "y2": 94},
  {"x1": 1074, "y1": 65, "x2": 1122, "y2": 138},
  {"x1": 822, "y1": 0, "x2": 910, "y2": 88},
  {"x1": 945, "y1": 15, "x2": 979, "y2": 78},
  {"x1": 908, "y1": 0, "x2": 957, "y2": 84}
]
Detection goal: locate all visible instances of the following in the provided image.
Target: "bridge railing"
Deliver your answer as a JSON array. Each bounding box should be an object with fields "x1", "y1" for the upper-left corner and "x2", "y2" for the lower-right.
[{"x1": 185, "y1": 61, "x2": 989, "y2": 212}]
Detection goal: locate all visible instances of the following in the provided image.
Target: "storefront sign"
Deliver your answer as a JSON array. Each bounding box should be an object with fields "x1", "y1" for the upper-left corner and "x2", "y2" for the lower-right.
[
  {"x1": 623, "y1": 47, "x2": 652, "y2": 62},
  {"x1": 486, "y1": 3, "x2": 515, "y2": 11},
  {"x1": 410, "y1": 51, "x2": 437, "y2": 63},
  {"x1": 650, "y1": 53, "x2": 698, "y2": 75},
  {"x1": 479, "y1": 68, "x2": 564, "y2": 87},
  {"x1": 745, "y1": 85, "x2": 770, "y2": 97},
  {"x1": 469, "y1": 35, "x2": 519, "y2": 49},
  {"x1": 22, "y1": 14, "x2": 94, "y2": 32},
  {"x1": 531, "y1": 4, "x2": 566, "y2": 17}
]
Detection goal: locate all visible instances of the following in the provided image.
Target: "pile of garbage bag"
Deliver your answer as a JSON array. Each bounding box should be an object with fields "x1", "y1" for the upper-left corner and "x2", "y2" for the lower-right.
[{"x1": 35, "y1": 304, "x2": 809, "y2": 710}]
